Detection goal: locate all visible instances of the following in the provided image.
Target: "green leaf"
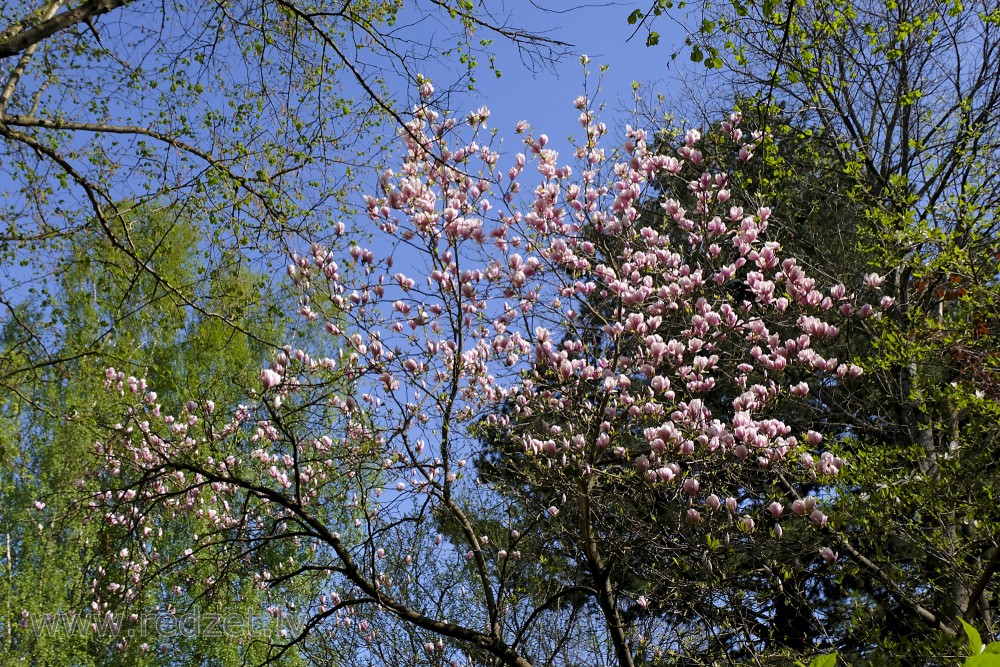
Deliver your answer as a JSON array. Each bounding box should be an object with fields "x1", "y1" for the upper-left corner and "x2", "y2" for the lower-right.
[
  {"x1": 964, "y1": 619, "x2": 984, "y2": 656},
  {"x1": 646, "y1": 31, "x2": 660, "y2": 46},
  {"x1": 809, "y1": 653, "x2": 838, "y2": 667},
  {"x1": 690, "y1": 45, "x2": 704, "y2": 62},
  {"x1": 628, "y1": 9, "x2": 643, "y2": 24}
]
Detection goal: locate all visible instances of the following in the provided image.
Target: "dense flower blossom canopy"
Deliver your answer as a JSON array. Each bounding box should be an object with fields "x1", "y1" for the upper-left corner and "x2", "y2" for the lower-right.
[{"x1": 77, "y1": 79, "x2": 879, "y2": 664}]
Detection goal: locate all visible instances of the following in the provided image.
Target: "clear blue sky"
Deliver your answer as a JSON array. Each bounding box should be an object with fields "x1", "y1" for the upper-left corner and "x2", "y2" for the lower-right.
[{"x1": 416, "y1": 1, "x2": 692, "y2": 160}]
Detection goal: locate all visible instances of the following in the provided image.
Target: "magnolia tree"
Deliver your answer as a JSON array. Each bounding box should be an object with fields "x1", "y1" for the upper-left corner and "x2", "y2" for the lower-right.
[{"x1": 67, "y1": 75, "x2": 885, "y2": 666}]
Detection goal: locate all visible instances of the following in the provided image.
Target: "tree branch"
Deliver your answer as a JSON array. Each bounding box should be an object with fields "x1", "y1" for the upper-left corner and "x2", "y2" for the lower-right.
[{"x1": 0, "y1": 0, "x2": 129, "y2": 59}]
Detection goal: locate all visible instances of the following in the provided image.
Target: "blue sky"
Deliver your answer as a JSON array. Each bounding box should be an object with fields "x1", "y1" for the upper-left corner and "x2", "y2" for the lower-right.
[{"x1": 416, "y1": 1, "x2": 693, "y2": 161}]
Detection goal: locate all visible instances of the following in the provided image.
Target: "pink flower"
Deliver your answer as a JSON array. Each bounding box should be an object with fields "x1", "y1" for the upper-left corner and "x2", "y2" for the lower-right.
[
  {"x1": 261, "y1": 369, "x2": 282, "y2": 391},
  {"x1": 790, "y1": 382, "x2": 810, "y2": 397}
]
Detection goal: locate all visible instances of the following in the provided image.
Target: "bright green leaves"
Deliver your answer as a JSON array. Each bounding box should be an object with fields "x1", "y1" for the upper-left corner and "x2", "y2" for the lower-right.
[
  {"x1": 632, "y1": 2, "x2": 683, "y2": 52},
  {"x1": 962, "y1": 620, "x2": 1000, "y2": 666},
  {"x1": 795, "y1": 654, "x2": 838, "y2": 667},
  {"x1": 685, "y1": 41, "x2": 724, "y2": 68},
  {"x1": 965, "y1": 620, "x2": 985, "y2": 658},
  {"x1": 0, "y1": 202, "x2": 297, "y2": 665},
  {"x1": 965, "y1": 652, "x2": 1000, "y2": 667}
]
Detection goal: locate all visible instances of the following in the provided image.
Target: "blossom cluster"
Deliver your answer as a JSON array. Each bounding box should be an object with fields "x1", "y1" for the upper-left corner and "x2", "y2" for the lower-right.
[{"x1": 77, "y1": 86, "x2": 885, "y2": 657}]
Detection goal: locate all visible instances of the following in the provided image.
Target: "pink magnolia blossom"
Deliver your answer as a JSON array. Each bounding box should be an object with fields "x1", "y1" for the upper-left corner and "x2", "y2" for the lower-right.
[{"x1": 260, "y1": 369, "x2": 282, "y2": 391}]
